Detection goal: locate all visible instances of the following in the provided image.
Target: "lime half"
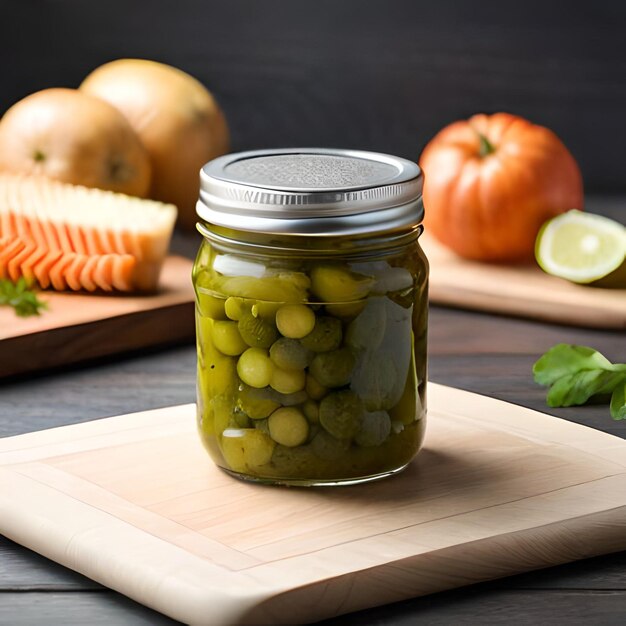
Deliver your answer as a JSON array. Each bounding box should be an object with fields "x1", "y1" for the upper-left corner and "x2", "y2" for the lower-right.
[{"x1": 536, "y1": 210, "x2": 626, "y2": 284}]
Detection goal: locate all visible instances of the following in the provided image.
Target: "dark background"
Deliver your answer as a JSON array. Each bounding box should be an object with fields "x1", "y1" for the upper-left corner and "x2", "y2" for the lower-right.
[{"x1": 1, "y1": 0, "x2": 625, "y2": 191}]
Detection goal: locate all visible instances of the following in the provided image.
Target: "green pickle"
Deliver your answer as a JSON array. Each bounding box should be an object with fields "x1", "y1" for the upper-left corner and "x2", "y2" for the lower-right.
[
  {"x1": 310, "y1": 265, "x2": 375, "y2": 303},
  {"x1": 269, "y1": 338, "x2": 313, "y2": 370},
  {"x1": 237, "y1": 348, "x2": 274, "y2": 388},
  {"x1": 237, "y1": 384, "x2": 280, "y2": 419},
  {"x1": 197, "y1": 291, "x2": 228, "y2": 320},
  {"x1": 268, "y1": 407, "x2": 309, "y2": 447},
  {"x1": 237, "y1": 310, "x2": 278, "y2": 348},
  {"x1": 212, "y1": 321, "x2": 248, "y2": 356},
  {"x1": 269, "y1": 366, "x2": 306, "y2": 394},
  {"x1": 300, "y1": 316, "x2": 342, "y2": 352},
  {"x1": 319, "y1": 390, "x2": 364, "y2": 439},
  {"x1": 309, "y1": 348, "x2": 355, "y2": 388},
  {"x1": 305, "y1": 373, "x2": 328, "y2": 400},
  {"x1": 224, "y1": 297, "x2": 248, "y2": 321},
  {"x1": 275, "y1": 304, "x2": 316, "y2": 338},
  {"x1": 355, "y1": 410, "x2": 392, "y2": 447},
  {"x1": 303, "y1": 399, "x2": 320, "y2": 423},
  {"x1": 194, "y1": 238, "x2": 427, "y2": 484}
]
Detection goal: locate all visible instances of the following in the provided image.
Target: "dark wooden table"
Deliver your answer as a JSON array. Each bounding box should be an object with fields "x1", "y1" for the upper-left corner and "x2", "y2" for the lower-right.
[{"x1": 1, "y1": 199, "x2": 624, "y2": 625}]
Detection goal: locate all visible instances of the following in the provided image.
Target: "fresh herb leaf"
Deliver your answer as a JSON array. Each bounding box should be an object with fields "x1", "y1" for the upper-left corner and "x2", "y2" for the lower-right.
[
  {"x1": 0, "y1": 277, "x2": 47, "y2": 317},
  {"x1": 546, "y1": 369, "x2": 626, "y2": 407},
  {"x1": 534, "y1": 344, "x2": 626, "y2": 421},
  {"x1": 532, "y1": 344, "x2": 620, "y2": 386},
  {"x1": 611, "y1": 383, "x2": 626, "y2": 420}
]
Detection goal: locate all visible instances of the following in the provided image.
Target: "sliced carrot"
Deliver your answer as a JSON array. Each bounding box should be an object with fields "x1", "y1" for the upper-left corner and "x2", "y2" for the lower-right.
[
  {"x1": 33, "y1": 249, "x2": 63, "y2": 289},
  {"x1": 105, "y1": 229, "x2": 122, "y2": 254},
  {"x1": 19, "y1": 217, "x2": 48, "y2": 281},
  {"x1": 0, "y1": 211, "x2": 16, "y2": 238},
  {"x1": 7, "y1": 237, "x2": 37, "y2": 282},
  {"x1": 111, "y1": 254, "x2": 136, "y2": 291},
  {"x1": 95, "y1": 227, "x2": 114, "y2": 255},
  {"x1": 56, "y1": 222, "x2": 75, "y2": 253},
  {"x1": 49, "y1": 253, "x2": 76, "y2": 291},
  {"x1": 66, "y1": 223, "x2": 88, "y2": 254},
  {"x1": 0, "y1": 239, "x2": 26, "y2": 279},
  {"x1": 19, "y1": 246, "x2": 48, "y2": 282},
  {"x1": 120, "y1": 230, "x2": 142, "y2": 260},
  {"x1": 93, "y1": 255, "x2": 115, "y2": 291},
  {"x1": 83, "y1": 225, "x2": 105, "y2": 255},
  {"x1": 0, "y1": 174, "x2": 176, "y2": 292},
  {"x1": 65, "y1": 254, "x2": 90, "y2": 291},
  {"x1": 79, "y1": 255, "x2": 100, "y2": 292},
  {"x1": 13, "y1": 213, "x2": 30, "y2": 238},
  {"x1": 40, "y1": 218, "x2": 62, "y2": 254}
]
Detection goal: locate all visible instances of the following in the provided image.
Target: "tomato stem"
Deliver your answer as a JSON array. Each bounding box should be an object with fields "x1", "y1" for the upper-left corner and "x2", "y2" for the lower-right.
[{"x1": 477, "y1": 132, "x2": 496, "y2": 157}]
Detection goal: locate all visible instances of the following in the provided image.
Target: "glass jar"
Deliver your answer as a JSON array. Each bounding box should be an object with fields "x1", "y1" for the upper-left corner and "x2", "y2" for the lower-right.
[{"x1": 193, "y1": 148, "x2": 428, "y2": 486}]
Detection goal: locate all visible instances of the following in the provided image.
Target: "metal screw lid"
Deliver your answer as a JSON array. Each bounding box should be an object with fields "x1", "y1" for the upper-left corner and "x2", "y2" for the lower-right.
[{"x1": 197, "y1": 148, "x2": 423, "y2": 236}]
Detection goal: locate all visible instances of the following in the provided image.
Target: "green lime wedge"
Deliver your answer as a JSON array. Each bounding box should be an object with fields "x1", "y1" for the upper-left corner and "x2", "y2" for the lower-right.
[{"x1": 535, "y1": 210, "x2": 626, "y2": 285}]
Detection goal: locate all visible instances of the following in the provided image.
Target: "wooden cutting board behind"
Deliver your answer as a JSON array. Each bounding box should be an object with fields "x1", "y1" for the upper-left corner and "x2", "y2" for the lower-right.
[
  {"x1": 0, "y1": 255, "x2": 195, "y2": 377},
  {"x1": 1, "y1": 384, "x2": 625, "y2": 625},
  {"x1": 421, "y1": 234, "x2": 626, "y2": 329}
]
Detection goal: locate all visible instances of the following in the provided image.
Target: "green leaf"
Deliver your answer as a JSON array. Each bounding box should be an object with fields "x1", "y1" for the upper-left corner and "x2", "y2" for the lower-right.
[
  {"x1": 546, "y1": 370, "x2": 626, "y2": 407},
  {"x1": 0, "y1": 278, "x2": 47, "y2": 317},
  {"x1": 534, "y1": 343, "x2": 626, "y2": 421},
  {"x1": 533, "y1": 344, "x2": 616, "y2": 386},
  {"x1": 611, "y1": 383, "x2": 626, "y2": 420}
]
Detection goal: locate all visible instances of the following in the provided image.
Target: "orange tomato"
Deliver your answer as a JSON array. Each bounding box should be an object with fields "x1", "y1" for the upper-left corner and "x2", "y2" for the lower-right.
[{"x1": 419, "y1": 113, "x2": 583, "y2": 262}]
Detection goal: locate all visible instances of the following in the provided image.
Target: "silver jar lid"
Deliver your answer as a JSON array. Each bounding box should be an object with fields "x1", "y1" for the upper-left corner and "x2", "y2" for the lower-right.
[{"x1": 197, "y1": 148, "x2": 423, "y2": 236}]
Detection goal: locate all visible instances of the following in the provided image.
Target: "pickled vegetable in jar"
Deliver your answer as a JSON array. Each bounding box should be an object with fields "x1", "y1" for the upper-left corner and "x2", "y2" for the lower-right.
[{"x1": 193, "y1": 148, "x2": 428, "y2": 486}]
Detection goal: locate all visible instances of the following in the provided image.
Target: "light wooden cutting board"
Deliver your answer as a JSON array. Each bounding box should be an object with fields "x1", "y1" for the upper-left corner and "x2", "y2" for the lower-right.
[
  {"x1": 1, "y1": 384, "x2": 625, "y2": 625},
  {"x1": 0, "y1": 255, "x2": 195, "y2": 377},
  {"x1": 421, "y1": 233, "x2": 626, "y2": 329}
]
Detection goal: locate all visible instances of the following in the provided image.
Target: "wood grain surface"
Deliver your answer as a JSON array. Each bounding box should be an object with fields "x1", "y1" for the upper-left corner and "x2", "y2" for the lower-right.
[
  {"x1": 422, "y1": 233, "x2": 626, "y2": 329},
  {"x1": 0, "y1": 256, "x2": 195, "y2": 378},
  {"x1": 0, "y1": 197, "x2": 625, "y2": 625},
  {"x1": 1, "y1": 386, "x2": 625, "y2": 624}
]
